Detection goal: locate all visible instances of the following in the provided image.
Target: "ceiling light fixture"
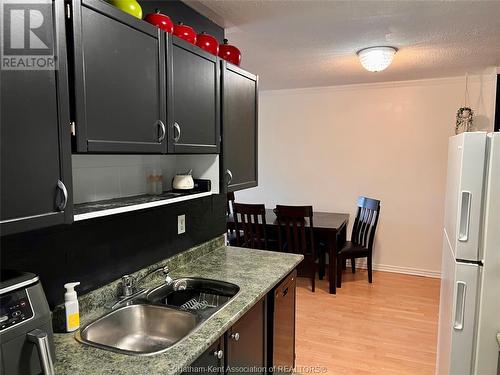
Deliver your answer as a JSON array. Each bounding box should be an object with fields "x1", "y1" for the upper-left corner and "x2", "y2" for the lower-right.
[{"x1": 357, "y1": 46, "x2": 398, "y2": 72}]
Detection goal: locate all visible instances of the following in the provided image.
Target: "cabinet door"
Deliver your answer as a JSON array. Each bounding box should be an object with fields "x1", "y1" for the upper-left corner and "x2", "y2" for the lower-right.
[
  {"x1": 182, "y1": 336, "x2": 224, "y2": 375},
  {"x1": 226, "y1": 298, "x2": 266, "y2": 374},
  {"x1": 168, "y1": 36, "x2": 220, "y2": 154},
  {"x1": 221, "y1": 62, "x2": 258, "y2": 192},
  {"x1": 270, "y1": 270, "x2": 297, "y2": 370},
  {"x1": 71, "y1": 0, "x2": 167, "y2": 153},
  {"x1": 0, "y1": 0, "x2": 72, "y2": 236}
]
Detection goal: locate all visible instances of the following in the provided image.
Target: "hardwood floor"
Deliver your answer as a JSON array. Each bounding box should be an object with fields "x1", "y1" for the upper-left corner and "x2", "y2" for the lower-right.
[{"x1": 295, "y1": 269, "x2": 441, "y2": 375}]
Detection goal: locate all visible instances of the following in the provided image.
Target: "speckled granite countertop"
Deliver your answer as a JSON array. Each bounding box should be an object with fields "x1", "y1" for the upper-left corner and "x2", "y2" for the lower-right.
[{"x1": 53, "y1": 244, "x2": 303, "y2": 375}]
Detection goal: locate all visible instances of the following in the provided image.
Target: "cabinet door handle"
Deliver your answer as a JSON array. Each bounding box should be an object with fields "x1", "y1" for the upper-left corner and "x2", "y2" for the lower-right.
[
  {"x1": 56, "y1": 180, "x2": 68, "y2": 211},
  {"x1": 27, "y1": 329, "x2": 55, "y2": 375},
  {"x1": 213, "y1": 349, "x2": 223, "y2": 359},
  {"x1": 230, "y1": 332, "x2": 240, "y2": 341},
  {"x1": 173, "y1": 122, "x2": 181, "y2": 142},
  {"x1": 157, "y1": 120, "x2": 166, "y2": 142},
  {"x1": 226, "y1": 169, "x2": 233, "y2": 185}
]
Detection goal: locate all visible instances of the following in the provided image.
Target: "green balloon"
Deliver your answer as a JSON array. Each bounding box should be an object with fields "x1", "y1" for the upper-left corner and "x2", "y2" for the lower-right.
[{"x1": 107, "y1": 0, "x2": 143, "y2": 19}]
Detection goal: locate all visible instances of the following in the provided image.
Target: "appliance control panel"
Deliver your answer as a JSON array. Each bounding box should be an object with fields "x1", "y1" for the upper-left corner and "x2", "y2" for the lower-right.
[{"x1": 0, "y1": 289, "x2": 33, "y2": 331}]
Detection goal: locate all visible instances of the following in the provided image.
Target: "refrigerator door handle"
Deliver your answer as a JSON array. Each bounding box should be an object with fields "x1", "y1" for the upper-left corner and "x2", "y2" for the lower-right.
[
  {"x1": 458, "y1": 191, "x2": 472, "y2": 242},
  {"x1": 453, "y1": 281, "x2": 467, "y2": 331}
]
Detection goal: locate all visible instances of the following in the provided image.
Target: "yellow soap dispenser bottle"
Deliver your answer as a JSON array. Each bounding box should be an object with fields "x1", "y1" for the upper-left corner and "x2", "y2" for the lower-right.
[{"x1": 64, "y1": 282, "x2": 81, "y2": 332}]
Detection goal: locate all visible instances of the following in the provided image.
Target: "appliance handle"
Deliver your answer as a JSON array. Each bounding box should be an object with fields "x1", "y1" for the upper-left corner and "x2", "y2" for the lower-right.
[
  {"x1": 458, "y1": 191, "x2": 471, "y2": 242},
  {"x1": 226, "y1": 169, "x2": 233, "y2": 185},
  {"x1": 27, "y1": 329, "x2": 55, "y2": 375},
  {"x1": 453, "y1": 281, "x2": 467, "y2": 331}
]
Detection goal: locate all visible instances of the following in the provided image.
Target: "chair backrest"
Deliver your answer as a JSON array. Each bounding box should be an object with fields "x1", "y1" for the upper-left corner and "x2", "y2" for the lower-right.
[
  {"x1": 351, "y1": 196, "x2": 380, "y2": 250},
  {"x1": 233, "y1": 203, "x2": 268, "y2": 249},
  {"x1": 275, "y1": 205, "x2": 315, "y2": 257},
  {"x1": 227, "y1": 192, "x2": 235, "y2": 215}
]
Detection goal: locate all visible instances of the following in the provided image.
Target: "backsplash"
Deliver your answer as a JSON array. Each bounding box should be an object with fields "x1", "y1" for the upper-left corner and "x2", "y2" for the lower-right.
[
  {"x1": 72, "y1": 154, "x2": 220, "y2": 204},
  {"x1": 1, "y1": 193, "x2": 226, "y2": 308},
  {"x1": 51, "y1": 235, "x2": 225, "y2": 331}
]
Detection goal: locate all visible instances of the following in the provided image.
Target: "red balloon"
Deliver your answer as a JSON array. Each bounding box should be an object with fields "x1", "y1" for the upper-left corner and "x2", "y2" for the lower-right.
[
  {"x1": 218, "y1": 39, "x2": 241, "y2": 66},
  {"x1": 144, "y1": 9, "x2": 174, "y2": 33},
  {"x1": 196, "y1": 32, "x2": 219, "y2": 55},
  {"x1": 173, "y1": 22, "x2": 197, "y2": 45}
]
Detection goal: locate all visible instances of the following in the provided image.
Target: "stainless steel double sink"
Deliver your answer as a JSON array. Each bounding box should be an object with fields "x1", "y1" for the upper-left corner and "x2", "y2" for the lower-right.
[{"x1": 75, "y1": 277, "x2": 239, "y2": 356}]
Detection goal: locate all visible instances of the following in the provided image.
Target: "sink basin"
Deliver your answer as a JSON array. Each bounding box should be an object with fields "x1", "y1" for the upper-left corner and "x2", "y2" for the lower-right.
[
  {"x1": 146, "y1": 277, "x2": 240, "y2": 312},
  {"x1": 75, "y1": 304, "x2": 198, "y2": 355},
  {"x1": 75, "y1": 278, "x2": 239, "y2": 356}
]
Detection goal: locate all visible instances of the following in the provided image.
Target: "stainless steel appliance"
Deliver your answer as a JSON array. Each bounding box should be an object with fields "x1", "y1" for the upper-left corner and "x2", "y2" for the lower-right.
[
  {"x1": 268, "y1": 269, "x2": 297, "y2": 372},
  {"x1": 0, "y1": 270, "x2": 55, "y2": 375},
  {"x1": 436, "y1": 132, "x2": 500, "y2": 374}
]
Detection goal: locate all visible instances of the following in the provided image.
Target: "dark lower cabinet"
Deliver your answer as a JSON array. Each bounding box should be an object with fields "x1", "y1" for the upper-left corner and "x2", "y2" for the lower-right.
[
  {"x1": 226, "y1": 298, "x2": 266, "y2": 374},
  {"x1": 168, "y1": 36, "x2": 220, "y2": 154},
  {"x1": 71, "y1": 0, "x2": 167, "y2": 153},
  {"x1": 0, "y1": 0, "x2": 73, "y2": 236},
  {"x1": 268, "y1": 270, "x2": 297, "y2": 372},
  {"x1": 222, "y1": 62, "x2": 258, "y2": 192},
  {"x1": 185, "y1": 271, "x2": 297, "y2": 375},
  {"x1": 182, "y1": 336, "x2": 224, "y2": 375}
]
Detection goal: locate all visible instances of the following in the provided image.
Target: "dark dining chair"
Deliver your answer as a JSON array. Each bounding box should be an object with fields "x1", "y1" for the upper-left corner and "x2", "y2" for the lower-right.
[
  {"x1": 233, "y1": 203, "x2": 268, "y2": 249},
  {"x1": 337, "y1": 196, "x2": 380, "y2": 287},
  {"x1": 275, "y1": 205, "x2": 316, "y2": 292},
  {"x1": 227, "y1": 192, "x2": 237, "y2": 245}
]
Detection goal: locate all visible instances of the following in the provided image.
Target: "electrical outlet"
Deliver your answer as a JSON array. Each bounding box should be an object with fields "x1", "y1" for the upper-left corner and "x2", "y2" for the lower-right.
[{"x1": 178, "y1": 214, "x2": 186, "y2": 234}]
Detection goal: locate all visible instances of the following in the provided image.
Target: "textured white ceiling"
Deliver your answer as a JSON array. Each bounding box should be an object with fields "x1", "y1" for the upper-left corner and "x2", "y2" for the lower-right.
[{"x1": 186, "y1": 0, "x2": 500, "y2": 90}]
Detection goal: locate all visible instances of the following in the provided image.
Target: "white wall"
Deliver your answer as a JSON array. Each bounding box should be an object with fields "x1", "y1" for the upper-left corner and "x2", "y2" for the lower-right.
[{"x1": 237, "y1": 74, "x2": 497, "y2": 276}]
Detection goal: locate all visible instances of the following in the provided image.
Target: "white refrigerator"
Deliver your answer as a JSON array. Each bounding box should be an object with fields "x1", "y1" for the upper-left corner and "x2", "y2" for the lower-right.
[{"x1": 436, "y1": 132, "x2": 500, "y2": 375}]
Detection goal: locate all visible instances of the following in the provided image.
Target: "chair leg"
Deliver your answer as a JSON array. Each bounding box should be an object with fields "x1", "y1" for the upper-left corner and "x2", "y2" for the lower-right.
[
  {"x1": 312, "y1": 271, "x2": 316, "y2": 292},
  {"x1": 368, "y1": 255, "x2": 373, "y2": 283},
  {"x1": 351, "y1": 258, "x2": 356, "y2": 273},
  {"x1": 337, "y1": 255, "x2": 342, "y2": 288},
  {"x1": 319, "y1": 250, "x2": 325, "y2": 280},
  {"x1": 342, "y1": 258, "x2": 347, "y2": 270}
]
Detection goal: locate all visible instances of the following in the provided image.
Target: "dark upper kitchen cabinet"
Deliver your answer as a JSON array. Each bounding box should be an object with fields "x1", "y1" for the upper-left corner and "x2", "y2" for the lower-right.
[
  {"x1": 226, "y1": 298, "x2": 266, "y2": 374},
  {"x1": 0, "y1": 0, "x2": 73, "y2": 236},
  {"x1": 221, "y1": 62, "x2": 258, "y2": 192},
  {"x1": 71, "y1": 0, "x2": 167, "y2": 153},
  {"x1": 167, "y1": 36, "x2": 220, "y2": 154},
  {"x1": 182, "y1": 336, "x2": 225, "y2": 375}
]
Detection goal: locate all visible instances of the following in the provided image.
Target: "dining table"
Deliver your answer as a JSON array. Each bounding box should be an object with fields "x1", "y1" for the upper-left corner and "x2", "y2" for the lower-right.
[{"x1": 227, "y1": 208, "x2": 349, "y2": 294}]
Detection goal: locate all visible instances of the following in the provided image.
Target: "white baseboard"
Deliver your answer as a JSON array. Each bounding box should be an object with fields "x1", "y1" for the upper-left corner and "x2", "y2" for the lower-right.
[{"x1": 350, "y1": 259, "x2": 441, "y2": 279}]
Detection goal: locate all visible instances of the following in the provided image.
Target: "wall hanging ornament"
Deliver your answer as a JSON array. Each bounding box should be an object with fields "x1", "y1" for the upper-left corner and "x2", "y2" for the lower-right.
[{"x1": 455, "y1": 74, "x2": 474, "y2": 134}]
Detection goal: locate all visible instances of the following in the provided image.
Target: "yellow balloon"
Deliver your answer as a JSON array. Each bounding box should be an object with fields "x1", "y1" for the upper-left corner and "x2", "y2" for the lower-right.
[{"x1": 107, "y1": 0, "x2": 143, "y2": 19}]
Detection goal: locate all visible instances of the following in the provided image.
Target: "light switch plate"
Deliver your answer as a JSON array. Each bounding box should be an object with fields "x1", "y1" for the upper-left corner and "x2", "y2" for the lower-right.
[{"x1": 178, "y1": 214, "x2": 186, "y2": 234}]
